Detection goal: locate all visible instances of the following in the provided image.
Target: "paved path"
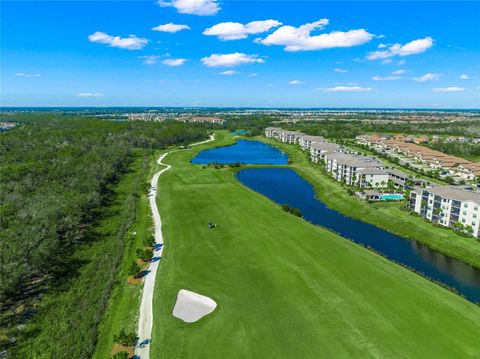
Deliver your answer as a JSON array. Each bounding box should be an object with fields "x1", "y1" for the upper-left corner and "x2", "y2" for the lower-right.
[{"x1": 135, "y1": 134, "x2": 215, "y2": 359}]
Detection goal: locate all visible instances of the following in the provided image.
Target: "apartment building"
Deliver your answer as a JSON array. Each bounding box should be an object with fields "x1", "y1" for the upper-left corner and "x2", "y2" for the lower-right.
[
  {"x1": 298, "y1": 135, "x2": 325, "y2": 150},
  {"x1": 410, "y1": 186, "x2": 480, "y2": 238},
  {"x1": 280, "y1": 130, "x2": 304, "y2": 144},
  {"x1": 310, "y1": 142, "x2": 344, "y2": 163},
  {"x1": 265, "y1": 127, "x2": 283, "y2": 139},
  {"x1": 324, "y1": 153, "x2": 386, "y2": 187}
]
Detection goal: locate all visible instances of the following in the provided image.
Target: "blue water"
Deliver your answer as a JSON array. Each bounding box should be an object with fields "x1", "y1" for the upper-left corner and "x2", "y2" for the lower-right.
[
  {"x1": 231, "y1": 129, "x2": 250, "y2": 135},
  {"x1": 237, "y1": 168, "x2": 480, "y2": 303},
  {"x1": 380, "y1": 194, "x2": 404, "y2": 200},
  {"x1": 191, "y1": 140, "x2": 288, "y2": 165}
]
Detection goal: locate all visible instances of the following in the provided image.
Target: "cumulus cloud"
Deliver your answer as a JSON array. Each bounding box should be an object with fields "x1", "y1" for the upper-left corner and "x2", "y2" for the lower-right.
[
  {"x1": 15, "y1": 72, "x2": 40, "y2": 77},
  {"x1": 138, "y1": 55, "x2": 160, "y2": 65},
  {"x1": 201, "y1": 52, "x2": 265, "y2": 67},
  {"x1": 152, "y1": 23, "x2": 191, "y2": 33},
  {"x1": 392, "y1": 69, "x2": 407, "y2": 75},
  {"x1": 162, "y1": 58, "x2": 187, "y2": 66},
  {"x1": 460, "y1": 74, "x2": 470, "y2": 80},
  {"x1": 334, "y1": 68, "x2": 347, "y2": 73},
  {"x1": 88, "y1": 31, "x2": 148, "y2": 50},
  {"x1": 367, "y1": 37, "x2": 433, "y2": 60},
  {"x1": 372, "y1": 75, "x2": 401, "y2": 81},
  {"x1": 76, "y1": 92, "x2": 103, "y2": 97},
  {"x1": 413, "y1": 73, "x2": 441, "y2": 82},
  {"x1": 203, "y1": 20, "x2": 282, "y2": 40},
  {"x1": 157, "y1": 0, "x2": 219, "y2": 16},
  {"x1": 257, "y1": 19, "x2": 373, "y2": 52},
  {"x1": 217, "y1": 70, "x2": 237, "y2": 75},
  {"x1": 319, "y1": 86, "x2": 371, "y2": 92},
  {"x1": 248, "y1": 73, "x2": 258, "y2": 77},
  {"x1": 289, "y1": 80, "x2": 303, "y2": 85},
  {"x1": 432, "y1": 87, "x2": 465, "y2": 92}
]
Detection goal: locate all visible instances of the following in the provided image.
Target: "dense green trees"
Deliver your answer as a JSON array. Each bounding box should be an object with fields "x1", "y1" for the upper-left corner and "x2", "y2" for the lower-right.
[{"x1": 0, "y1": 114, "x2": 206, "y2": 356}]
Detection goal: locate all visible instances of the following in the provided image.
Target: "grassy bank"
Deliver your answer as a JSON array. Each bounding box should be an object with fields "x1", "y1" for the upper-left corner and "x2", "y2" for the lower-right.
[
  {"x1": 150, "y1": 131, "x2": 480, "y2": 358},
  {"x1": 10, "y1": 151, "x2": 151, "y2": 358},
  {"x1": 259, "y1": 136, "x2": 480, "y2": 269}
]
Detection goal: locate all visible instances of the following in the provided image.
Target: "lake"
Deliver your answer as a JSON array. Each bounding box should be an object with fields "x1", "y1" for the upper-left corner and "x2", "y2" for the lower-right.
[
  {"x1": 237, "y1": 167, "x2": 480, "y2": 303},
  {"x1": 191, "y1": 139, "x2": 288, "y2": 165}
]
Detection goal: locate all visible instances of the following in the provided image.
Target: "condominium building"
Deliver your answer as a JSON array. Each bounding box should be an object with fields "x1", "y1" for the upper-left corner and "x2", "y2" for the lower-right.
[
  {"x1": 324, "y1": 153, "x2": 386, "y2": 187},
  {"x1": 279, "y1": 130, "x2": 304, "y2": 144},
  {"x1": 298, "y1": 135, "x2": 325, "y2": 150},
  {"x1": 410, "y1": 185, "x2": 480, "y2": 238},
  {"x1": 310, "y1": 143, "x2": 344, "y2": 163},
  {"x1": 265, "y1": 127, "x2": 283, "y2": 139}
]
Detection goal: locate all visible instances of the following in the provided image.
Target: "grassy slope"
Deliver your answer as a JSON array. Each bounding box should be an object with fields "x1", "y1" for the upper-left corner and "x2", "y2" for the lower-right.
[
  {"x1": 258, "y1": 136, "x2": 480, "y2": 269},
  {"x1": 92, "y1": 151, "x2": 158, "y2": 358},
  {"x1": 150, "y1": 131, "x2": 480, "y2": 358}
]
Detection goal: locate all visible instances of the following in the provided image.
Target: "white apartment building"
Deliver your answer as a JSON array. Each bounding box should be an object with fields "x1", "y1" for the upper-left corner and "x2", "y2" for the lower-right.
[
  {"x1": 298, "y1": 135, "x2": 325, "y2": 150},
  {"x1": 279, "y1": 130, "x2": 304, "y2": 144},
  {"x1": 410, "y1": 186, "x2": 480, "y2": 238},
  {"x1": 356, "y1": 168, "x2": 390, "y2": 188},
  {"x1": 324, "y1": 153, "x2": 386, "y2": 187},
  {"x1": 265, "y1": 127, "x2": 283, "y2": 139},
  {"x1": 310, "y1": 143, "x2": 344, "y2": 163}
]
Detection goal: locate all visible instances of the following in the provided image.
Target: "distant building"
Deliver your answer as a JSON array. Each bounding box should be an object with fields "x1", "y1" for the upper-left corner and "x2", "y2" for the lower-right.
[
  {"x1": 410, "y1": 185, "x2": 480, "y2": 238},
  {"x1": 310, "y1": 142, "x2": 344, "y2": 163},
  {"x1": 324, "y1": 153, "x2": 386, "y2": 187},
  {"x1": 298, "y1": 134, "x2": 325, "y2": 150},
  {"x1": 279, "y1": 130, "x2": 304, "y2": 144}
]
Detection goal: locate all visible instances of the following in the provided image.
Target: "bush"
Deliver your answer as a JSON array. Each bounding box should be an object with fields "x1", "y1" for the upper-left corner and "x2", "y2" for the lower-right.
[
  {"x1": 136, "y1": 248, "x2": 153, "y2": 262},
  {"x1": 112, "y1": 351, "x2": 129, "y2": 359},
  {"x1": 143, "y1": 235, "x2": 155, "y2": 247},
  {"x1": 114, "y1": 328, "x2": 138, "y2": 347},
  {"x1": 281, "y1": 204, "x2": 302, "y2": 217},
  {"x1": 128, "y1": 261, "x2": 141, "y2": 277}
]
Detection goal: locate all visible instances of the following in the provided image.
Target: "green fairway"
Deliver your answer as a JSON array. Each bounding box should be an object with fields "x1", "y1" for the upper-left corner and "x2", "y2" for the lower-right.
[
  {"x1": 150, "y1": 131, "x2": 480, "y2": 358},
  {"x1": 258, "y1": 136, "x2": 480, "y2": 269}
]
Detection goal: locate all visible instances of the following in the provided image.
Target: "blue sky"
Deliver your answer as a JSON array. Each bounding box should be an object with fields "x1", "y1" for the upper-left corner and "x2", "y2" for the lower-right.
[{"x1": 1, "y1": 0, "x2": 479, "y2": 108}]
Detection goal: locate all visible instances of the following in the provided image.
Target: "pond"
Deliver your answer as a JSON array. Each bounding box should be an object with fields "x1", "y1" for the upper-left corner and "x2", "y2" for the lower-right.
[
  {"x1": 237, "y1": 167, "x2": 480, "y2": 303},
  {"x1": 191, "y1": 140, "x2": 288, "y2": 165}
]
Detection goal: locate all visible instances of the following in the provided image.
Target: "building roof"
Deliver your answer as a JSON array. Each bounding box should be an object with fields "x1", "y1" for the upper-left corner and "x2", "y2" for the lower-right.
[
  {"x1": 425, "y1": 186, "x2": 480, "y2": 204},
  {"x1": 357, "y1": 168, "x2": 389, "y2": 175}
]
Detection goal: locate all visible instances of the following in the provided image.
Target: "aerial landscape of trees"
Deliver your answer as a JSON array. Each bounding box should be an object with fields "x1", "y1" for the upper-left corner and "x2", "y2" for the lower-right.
[{"x1": 0, "y1": 113, "x2": 206, "y2": 356}]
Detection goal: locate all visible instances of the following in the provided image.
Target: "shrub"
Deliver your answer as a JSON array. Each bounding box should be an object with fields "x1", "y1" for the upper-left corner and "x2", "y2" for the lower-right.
[
  {"x1": 112, "y1": 351, "x2": 129, "y2": 359},
  {"x1": 136, "y1": 248, "x2": 153, "y2": 262},
  {"x1": 281, "y1": 204, "x2": 302, "y2": 217},
  {"x1": 128, "y1": 261, "x2": 141, "y2": 277},
  {"x1": 114, "y1": 328, "x2": 138, "y2": 347}
]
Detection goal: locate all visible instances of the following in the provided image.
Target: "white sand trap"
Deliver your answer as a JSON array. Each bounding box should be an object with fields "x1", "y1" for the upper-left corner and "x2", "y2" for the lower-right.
[{"x1": 172, "y1": 289, "x2": 217, "y2": 323}]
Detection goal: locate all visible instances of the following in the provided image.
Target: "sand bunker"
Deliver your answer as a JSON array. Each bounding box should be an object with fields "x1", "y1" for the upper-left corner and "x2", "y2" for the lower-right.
[{"x1": 172, "y1": 289, "x2": 217, "y2": 323}]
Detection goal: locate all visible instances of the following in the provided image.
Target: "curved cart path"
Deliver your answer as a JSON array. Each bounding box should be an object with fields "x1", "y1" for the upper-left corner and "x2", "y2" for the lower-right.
[{"x1": 135, "y1": 134, "x2": 215, "y2": 358}]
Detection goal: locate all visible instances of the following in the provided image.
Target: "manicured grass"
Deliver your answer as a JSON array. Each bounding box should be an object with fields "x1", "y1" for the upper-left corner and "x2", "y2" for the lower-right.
[
  {"x1": 259, "y1": 136, "x2": 480, "y2": 269},
  {"x1": 150, "y1": 131, "x2": 480, "y2": 358}
]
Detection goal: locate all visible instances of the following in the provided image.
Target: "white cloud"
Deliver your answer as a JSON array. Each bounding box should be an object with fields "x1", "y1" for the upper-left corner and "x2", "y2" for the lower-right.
[
  {"x1": 258, "y1": 19, "x2": 373, "y2": 52},
  {"x1": 203, "y1": 20, "x2": 282, "y2": 40},
  {"x1": 201, "y1": 52, "x2": 265, "y2": 67},
  {"x1": 76, "y1": 92, "x2": 103, "y2": 97},
  {"x1": 460, "y1": 74, "x2": 470, "y2": 80},
  {"x1": 15, "y1": 72, "x2": 40, "y2": 78},
  {"x1": 139, "y1": 55, "x2": 160, "y2": 65},
  {"x1": 367, "y1": 37, "x2": 433, "y2": 60},
  {"x1": 157, "y1": 0, "x2": 219, "y2": 16},
  {"x1": 372, "y1": 75, "x2": 401, "y2": 81},
  {"x1": 217, "y1": 70, "x2": 237, "y2": 75},
  {"x1": 413, "y1": 73, "x2": 441, "y2": 82},
  {"x1": 392, "y1": 69, "x2": 407, "y2": 75},
  {"x1": 432, "y1": 87, "x2": 465, "y2": 92},
  {"x1": 152, "y1": 23, "x2": 191, "y2": 33},
  {"x1": 334, "y1": 68, "x2": 347, "y2": 73},
  {"x1": 88, "y1": 31, "x2": 148, "y2": 50},
  {"x1": 248, "y1": 73, "x2": 258, "y2": 77},
  {"x1": 319, "y1": 86, "x2": 372, "y2": 92},
  {"x1": 162, "y1": 58, "x2": 187, "y2": 66},
  {"x1": 289, "y1": 80, "x2": 303, "y2": 85}
]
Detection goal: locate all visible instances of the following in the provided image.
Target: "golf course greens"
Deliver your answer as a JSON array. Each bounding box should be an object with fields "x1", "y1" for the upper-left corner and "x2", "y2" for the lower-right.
[{"x1": 150, "y1": 131, "x2": 480, "y2": 358}]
